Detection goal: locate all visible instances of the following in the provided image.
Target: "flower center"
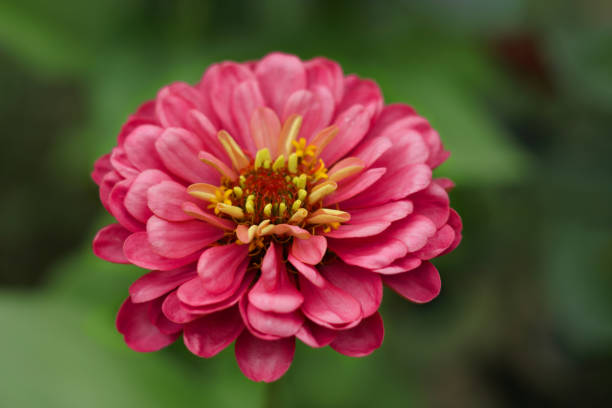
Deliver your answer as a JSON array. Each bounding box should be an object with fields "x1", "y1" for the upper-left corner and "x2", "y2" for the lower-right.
[
  {"x1": 216, "y1": 142, "x2": 330, "y2": 226},
  {"x1": 185, "y1": 112, "x2": 354, "y2": 248}
]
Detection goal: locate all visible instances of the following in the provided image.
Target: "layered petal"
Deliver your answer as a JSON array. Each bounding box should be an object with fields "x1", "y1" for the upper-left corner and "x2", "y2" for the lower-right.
[
  {"x1": 183, "y1": 306, "x2": 244, "y2": 358},
  {"x1": 248, "y1": 243, "x2": 303, "y2": 313},
  {"x1": 129, "y1": 266, "x2": 196, "y2": 303},
  {"x1": 383, "y1": 261, "x2": 441, "y2": 303},
  {"x1": 124, "y1": 231, "x2": 200, "y2": 271},
  {"x1": 235, "y1": 331, "x2": 295, "y2": 383},
  {"x1": 197, "y1": 244, "x2": 250, "y2": 294},
  {"x1": 255, "y1": 52, "x2": 306, "y2": 115},
  {"x1": 330, "y1": 312, "x2": 384, "y2": 357},
  {"x1": 116, "y1": 297, "x2": 180, "y2": 352},
  {"x1": 124, "y1": 169, "x2": 171, "y2": 223},
  {"x1": 147, "y1": 216, "x2": 224, "y2": 259},
  {"x1": 92, "y1": 224, "x2": 131, "y2": 263},
  {"x1": 155, "y1": 128, "x2": 218, "y2": 184}
]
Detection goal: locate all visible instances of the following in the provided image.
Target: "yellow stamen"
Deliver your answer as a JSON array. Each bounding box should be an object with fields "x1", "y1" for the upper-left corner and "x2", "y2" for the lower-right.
[
  {"x1": 216, "y1": 203, "x2": 245, "y2": 219},
  {"x1": 288, "y1": 153, "x2": 298, "y2": 173},
  {"x1": 218, "y1": 130, "x2": 250, "y2": 170},
  {"x1": 272, "y1": 155, "x2": 285, "y2": 171},
  {"x1": 288, "y1": 208, "x2": 308, "y2": 224},
  {"x1": 306, "y1": 208, "x2": 350, "y2": 224},
  {"x1": 297, "y1": 173, "x2": 307, "y2": 189},
  {"x1": 263, "y1": 203, "x2": 272, "y2": 218},
  {"x1": 187, "y1": 183, "x2": 218, "y2": 202},
  {"x1": 254, "y1": 148, "x2": 271, "y2": 170},
  {"x1": 279, "y1": 202, "x2": 287, "y2": 217},
  {"x1": 328, "y1": 157, "x2": 365, "y2": 183},
  {"x1": 298, "y1": 189, "x2": 307, "y2": 201},
  {"x1": 308, "y1": 181, "x2": 337, "y2": 205},
  {"x1": 279, "y1": 114, "x2": 303, "y2": 156},
  {"x1": 233, "y1": 186, "x2": 243, "y2": 198},
  {"x1": 245, "y1": 198, "x2": 255, "y2": 214},
  {"x1": 291, "y1": 199, "x2": 302, "y2": 212}
]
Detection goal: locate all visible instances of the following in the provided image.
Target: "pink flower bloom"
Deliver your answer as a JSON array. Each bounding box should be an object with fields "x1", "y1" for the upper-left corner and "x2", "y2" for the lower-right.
[{"x1": 92, "y1": 52, "x2": 462, "y2": 382}]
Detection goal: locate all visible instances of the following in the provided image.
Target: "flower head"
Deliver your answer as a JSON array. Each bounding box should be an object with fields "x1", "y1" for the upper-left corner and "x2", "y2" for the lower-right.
[{"x1": 92, "y1": 52, "x2": 462, "y2": 382}]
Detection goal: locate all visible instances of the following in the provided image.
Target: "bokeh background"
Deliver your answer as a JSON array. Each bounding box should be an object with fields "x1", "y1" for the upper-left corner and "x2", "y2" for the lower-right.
[{"x1": 1, "y1": 0, "x2": 611, "y2": 407}]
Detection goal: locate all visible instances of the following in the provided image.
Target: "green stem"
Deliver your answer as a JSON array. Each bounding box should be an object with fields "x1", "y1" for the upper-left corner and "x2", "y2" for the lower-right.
[{"x1": 264, "y1": 380, "x2": 281, "y2": 408}]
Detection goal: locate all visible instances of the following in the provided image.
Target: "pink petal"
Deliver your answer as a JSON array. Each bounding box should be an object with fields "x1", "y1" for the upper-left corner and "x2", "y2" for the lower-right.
[
  {"x1": 185, "y1": 110, "x2": 229, "y2": 163},
  {"x1": 234, "y1": 331, "x2": 295, "y2": 383},
  {"x1": 91, "y1": 153, "x2": 112, "y2": 186},
  {"x1": 282, "y1": 87, "x2": 334, "y2": 142},
  {"x1": 330, "y1": 312, "x2": 384, "y2": 357},
  {"x1": 349, "y1": 136, "x2": 392, "y2": 168},
  {"x1": 373, "y1": 255, "x2": 422, "y2": 275},
  {"x1": 386, "y1": 214, "x2": 437, "y2": 253},
  {"x1": 178, "y1": 258, "x2": 250, "y2": 307},
  {"x1": 244, "y1": 301, "x2": 304, "y2": 339},
  {"x1": 129, "y1": 266, "x2": 196, "y2": 303},
  {"x1": 231, "y1": 80, "x2": 263, "y2": 154},
  {"x1": 155, "y1": 82, "x2": 205, "y2": 128},
  {"x1": 256, "y1": 52, "x2": 306, "y2": 115},
  {"x1": 123, "y1": 125, "x2": 165, "y2": 171},
  {"x1": 147, "y1": 180, "x2": 194, "y2": 222},
  {"x1": 155, "y1": 128, "x2": 219, "y2": 184},
  {"x1": 295, "y1": 320, "x2": 337, "y2": 348},
  {"x1": 304, "y1": 57, "x2": 344, "y2": 103},
  {"x1": 290, "y1": 235, "x2": 327, "y2": 265},
  {"x1": 420, "y1": 124, "x2": 449, "y2": 168},
  {"x1": 348, "y1": 200, "x2": 413, "y2": 224},
  {"x1": 198, "y1": 150, "x2": 238, "y2": 181},
  {"x1": 99, "y1": 170, "x2": 122, "y2": 214},
  {"x1": 413, "y1": 225, "x2": 455, "y2": 260},
  {"x1": 92, "y1": 223, "x2": 131, "y2": 263},
  {"x1": 183, "y1": 306, "x2": 244, "y2": 358},
  {"x1": 287, "y1": 254, "x2": 325, "y2": 288},
  {"x1": 324, "y1": 167, "x2": 386, "y2": 206},
  {"x1": 124, "y1": 169, "x2": 171, "y2": 223},
  {"x1": 165, "y1": 269, "x2": 255, "y2": 323},
  {"x1": 116, "y1": 100, "x2": 158, "y2": 146},
  {"x1": 147, "y1": 216, "x2": 224, "y2": 259},
  {"x1": 328, "y1": 235, "x2": 407, "y2": 269},
  {"x1": 320, "y1": 104, "x2": 375, "y2": 166},
  {"x1": 299, "y1": 272, "x2": 362, "y2": 329},
  {"x1": 238, "y1": 296, "x2": 282, "y2": 341},
  {"x1": 249, "y1": 243, "x2": 303, "y2": 313},
  {"x1": 161, "y1": 291, "x2": 203, "y2": 324},
  {"x1": 250, "y1": 107, "x2": 281, "y2": 156},
  {"x1": 197, "y1": 244, "x2": 250, "y2": 294},
  {"x1": 434, "y1": 177, "x2": 455, "y2": 191},
  {"x1": 148, "y1": 297, "x2": 183, "y2": 335},
  {"x1": 108, "y1": 179, "x2": 145, "y2": 232},
  {"x1": 326, "y1": 201, "x2": 413, "y2": 239},
  {"x1": 116, "y1": 297, "x2": 180, "y2": 352},
  {"x1": 411, "y1": 182, "x2": 450, "y2": 228},
  {"x1": 383, "y1": 261, "x2": 441, "y2": 303},
  {"x1": 124, "y1": 231, "x2": 200, "y2": 271},
  {"x1": 341, "y1": 164, "x2": 431, "y2": 209},
  {"x1": 110, "y1": 147, "x2": 139, "y2": 179},
  {"x1": 441, "y1": 208, "x2": 462, "y2": 256},
  {"x1": 366, "y1": 104, "x2": 420, "y2": 141},
  {"x1": 320, "y1": 260, "x2": 382, "y2": 318},
  {"x1": 205, "y1": 62, "x2": 254, "y2": 137},
  {"x1": 181, "y1": 202, "x2": 236, "y2": 230},
  {"x1": 336, "y1": 75, "x2": 383, "y2": 116},
  {"x1": 324, "y1": 221, "x2": 392, "y2": 239}
]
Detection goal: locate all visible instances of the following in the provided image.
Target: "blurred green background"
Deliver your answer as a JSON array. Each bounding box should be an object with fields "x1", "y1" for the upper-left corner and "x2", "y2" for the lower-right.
[{"x1": 1, "y1": 0, "x2": 611, "y2": 407}]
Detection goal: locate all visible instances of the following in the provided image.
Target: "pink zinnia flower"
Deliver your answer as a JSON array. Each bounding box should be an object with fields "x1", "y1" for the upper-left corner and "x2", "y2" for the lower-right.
[{"x1": 92, "y1": 52, "x2": 462, "y2": 382}]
